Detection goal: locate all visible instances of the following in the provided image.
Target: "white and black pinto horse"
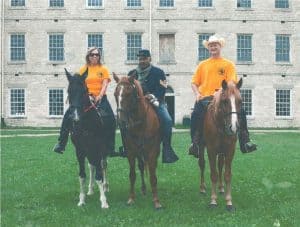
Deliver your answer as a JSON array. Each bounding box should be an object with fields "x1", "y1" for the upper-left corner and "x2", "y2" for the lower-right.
[{"x1": 65, "y1": 68, "x2": 109, "y2": 208}]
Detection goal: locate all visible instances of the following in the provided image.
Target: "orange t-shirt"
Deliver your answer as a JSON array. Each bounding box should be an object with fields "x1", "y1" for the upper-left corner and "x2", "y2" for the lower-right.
[
  {"x1": 79, "y1": 64, "x2": 111, "y2": 97},
  {"x1": 191, "y1": 57, "x2": 237, "y2": 97}
]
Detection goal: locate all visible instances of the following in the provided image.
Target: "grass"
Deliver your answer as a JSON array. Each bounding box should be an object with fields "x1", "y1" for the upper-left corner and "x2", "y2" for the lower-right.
[{"x1": 1, "y1": 130, "x2": 300, "y2": 227}]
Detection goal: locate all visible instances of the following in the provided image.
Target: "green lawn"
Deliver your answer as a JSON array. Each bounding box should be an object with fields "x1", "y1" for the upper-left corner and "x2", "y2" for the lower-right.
[{"x1": 1, "y1": 131, "x2": 300, "y2": 227}]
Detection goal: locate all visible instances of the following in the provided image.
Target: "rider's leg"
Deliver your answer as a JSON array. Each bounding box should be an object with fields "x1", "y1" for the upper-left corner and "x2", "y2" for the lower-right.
[
  {"x1": 238, "y1": 108, "x2": 257, "y2": 153},
  {"x1": 156, "y1": 102, "x2": 179, "y2": 164},
  {"x1": 97, "y1": 96, "x2": 120, "y2": 157},
  {"x1": 188, "y1": 101, "x2": 205, "y2": 158},
  {"x1": 53, "y1": 108, "x2": 71, "y2": 154}
]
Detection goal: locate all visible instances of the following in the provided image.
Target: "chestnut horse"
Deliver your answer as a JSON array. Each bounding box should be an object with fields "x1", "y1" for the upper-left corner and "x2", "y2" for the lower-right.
[
  {"x1": 113, "y1": 73, "x2": 162, "y2": 209},
  {"x1": 198, "y1": 79, "x2": 243, "y2": 211},
  {"x1": 65, "y1": 69, "x2": 109, "y2": 208}
]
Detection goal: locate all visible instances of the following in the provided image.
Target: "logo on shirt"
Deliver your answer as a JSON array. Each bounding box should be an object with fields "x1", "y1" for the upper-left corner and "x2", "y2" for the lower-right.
[
  {"x1": 218, "y1": 68, "x2": 225, "y2": 76},
  {"x1": 97, "y1": 72, "x2": 103, "y2": 78}
]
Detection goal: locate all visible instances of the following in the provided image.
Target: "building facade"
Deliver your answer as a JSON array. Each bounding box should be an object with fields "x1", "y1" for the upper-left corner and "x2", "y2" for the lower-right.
[{"x1": 1, "y1": 0, "x2": 300, "y2": 127}]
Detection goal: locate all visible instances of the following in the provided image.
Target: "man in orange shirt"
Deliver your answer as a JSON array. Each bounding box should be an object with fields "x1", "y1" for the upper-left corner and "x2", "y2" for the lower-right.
[{"x1": 189, "y1": 35, "x2": 257, "y2": 157}]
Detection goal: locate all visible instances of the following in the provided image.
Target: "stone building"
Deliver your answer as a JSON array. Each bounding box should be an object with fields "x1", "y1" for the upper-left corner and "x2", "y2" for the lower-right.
[{"x1": 1, "y1": 0, "x2": 300, "y2": 127}]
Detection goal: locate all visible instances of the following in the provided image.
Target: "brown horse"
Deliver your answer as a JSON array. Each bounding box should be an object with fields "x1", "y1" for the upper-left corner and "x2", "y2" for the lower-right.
[
  {"x1": 113, "y1": 73, "x2": 162, "y2": 209},
  {"x1": 198, "y1": 79, "x2": 243, "y2": 212}
]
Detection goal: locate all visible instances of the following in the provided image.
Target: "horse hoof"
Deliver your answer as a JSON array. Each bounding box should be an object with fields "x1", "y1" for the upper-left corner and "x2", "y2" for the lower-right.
[
  {"x1": 155, "y1": 204, "x2": 163, "y2": 210},
  {"x1": 200, "y1": 191, "x2": 206, "y2": 195},
  {"x1": 226, "y1": 205, "x2": 235, "y2": 212},
  {"x1": 219, "y1": 191, "x2": 225, "y2": 195},
  {"x1": 127, "y1": 199, "x2": 135, "y2": 206},
  {"x1": 77, "y1": 202, "x2": 85, "y2": 207},
  {"x1": 208, "y1": 203, "x2": 217, "y2": 209},
  {"x1": 87, "y1": 190, "x2": 94, "y2": 195},
  {"x1": 101, "y1": 203, "x2": 109, "y2": 209}
]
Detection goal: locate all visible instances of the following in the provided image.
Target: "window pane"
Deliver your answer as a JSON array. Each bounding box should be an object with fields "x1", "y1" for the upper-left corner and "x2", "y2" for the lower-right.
[
  {"x1": 127, "y1": 33, "x2": 142, "y2": 61},
  {"x1": 276, "y1": 89, "x2": 290, "y2": 116},
  {"x1": 241, "y1": 89, "x2": 252, "y2": 116},
  {"x1": 49, "y1": 89, "x2": 64, "y2": 116},
  {"x1": 10, "y1": 34, "x2": 25, "y2": 61},
  {"x1": 159, "y1": 0, "x2": 174, "y2": 7},
  {"x1": 11, "y1": 0, "x2": 25, "y2": 7},
  {"x1": 237, "y1": 0, "x2": 251, "y2": 8},
  {"x1": 88, "y1": 34, "x2": 103, "y2": 57},
  {"x1": 198, "y1": 0, "x2": 212, "y2": 7},
  {"x1": 276, "y1": 35, "x2": 290, "y2": 62},
  {"x1": 237, "y1": 34, "x2": 252, "y2": 62},
  {"x1": 49, "y1": 34, "x2": 64, "y2": 61},
  {"x1": 87, "y1": 0, "x2": 102, "y2": 7},
  {"x1": 275, "y1": 0, "x2": 289, "y2": 8},
  {"x1": 50, "y1": 0, "x2": 64, "y2": 7},
  {"x1": 10, "y1": 89, "x2": 25, "y2": 116},
  {"x1": 127, "y1": 0, "x2": 141, "y2": 7},
  {"x1": 198, "y1": 33, "x2": 212, "y2": 61}
]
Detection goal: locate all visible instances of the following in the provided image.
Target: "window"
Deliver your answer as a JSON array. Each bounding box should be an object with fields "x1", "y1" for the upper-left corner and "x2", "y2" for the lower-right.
[
  {"x1": 127, "y1": 0, "x2": 141, "y2": 7},
  {"x1": 126, "y1": 33, "x2": 142, "y2": 61},
  {"x1": 276, "y1": 89, "x2": 290, "y2": 116},
  {"x1": 49, "y1": 0, "x2": 64, "y2": 7},
  {"x1": 241, "y1": 89, "x2": 252, "y2": 116},
  {"x1": 237, "y1": 34, "x2": 252, "y2": 62},
  {"x1": 198, "y1": 0, "x2": 212, "y2": 7},
  {"x1": 11, "y1": 0, "x2": 25, "y2": 7},
  {"x1": 10, "y1": 34, "x2": 25, "y2": 61},
  {"x1": 87, "y1": 0, "x2": 102, "y2": 7},
  {"x1": 88, "y1": 34, "x2": 103, "y2": 56},
  {"x1": 237, "y1": 0, "x2": 251, "y2": 8},
  {"x1": 198, "y1": 33, "x2": 212, "y2": 61},
  {"x1": 159, "y1": 0, "x2": 174, "y2": 7},
  {"x1": 10, "y1": 89, "x2": 25, "y2": 116},
  {"x1": 49, "y1": 34, "x2": 64, "y2": 61},
  {"x1": 275, "y1": 0, "x2": 289, "y2": 8},
  {"x1": 276, "y1": 35, "x2": 290, "y2": 62},
  {"x1": 159, "y1": 34, "x2": 175, "y2": 63},
  {"x1": 49, "y1": 89, "x2": 64, "y2": 116}
]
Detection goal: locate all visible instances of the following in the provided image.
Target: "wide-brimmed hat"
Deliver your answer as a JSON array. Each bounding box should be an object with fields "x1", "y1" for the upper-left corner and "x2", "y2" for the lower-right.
[{"x1": 202, "y1": 35, "x2": 225, "y2": 49}]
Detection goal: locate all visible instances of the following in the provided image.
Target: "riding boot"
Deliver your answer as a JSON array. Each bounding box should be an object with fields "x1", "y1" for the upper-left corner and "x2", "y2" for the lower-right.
[
  {"x1": 162, "y1": 134, "x2": 179, "y2": 164},
  {"x1": 238, "y1": 109, "x2": 257, "y2": 153},
  {"x1": 53, "y1": 112, "x2": 70, "y2": 154}
]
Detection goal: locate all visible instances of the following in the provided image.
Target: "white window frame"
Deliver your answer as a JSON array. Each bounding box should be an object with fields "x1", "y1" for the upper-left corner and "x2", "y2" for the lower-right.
[
  {"x1": 86, "y1": 0, "x2": 103, "y2": 9},
  {"x1": 48, "y1": 88, "x2": 65, "y2": 117},
  {"x1": 274, "y1": 88, "x2": 292, "y2": 119},
  {"x1": 9, "y1": 88, "x2": 26, "y2": 118},
  {"x1": 9, "y1": 33, "x2": 26, "y2": 62},
  {"x1": 48, "y1": 33, "x2": 65, "y2": 62}
]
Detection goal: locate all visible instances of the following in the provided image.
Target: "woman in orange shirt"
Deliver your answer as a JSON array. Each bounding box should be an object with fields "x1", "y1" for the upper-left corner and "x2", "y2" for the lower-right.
[
  {"x1": 189, "y1": 35, "x2": 256, "y2": 157},
  {"x1": 53, "y1": 47, "x2": 119, "y2": 157}
]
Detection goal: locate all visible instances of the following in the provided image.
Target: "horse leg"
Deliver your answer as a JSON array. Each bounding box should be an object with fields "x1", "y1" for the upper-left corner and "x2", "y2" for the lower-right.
[
  {"x1": 95, "y1": 164, "x2": 109, "y2": 209},
  {"x1": 208, "y1": 151, "x2": 218, "y2": 207},
  {"x1": 148, "y1": 152, "x2": 162, "y2": 209},
  {"x1": 198, "y1": 147, "x2": 206, "y2": 194},
  {"x1": 224, "y1": 152, "x2": 235, "y2": 211},
  {"x1": 76, "y1": 150, "x2": 86, "y2": 206},
  {"x1": 138, "y1": 157, "x2": 146, "y2": 195},
  {"x1": 87, "y1": 163, "x2": 95, "y2": 195},
  {"x1": 127, "y1": 157, "x2": 136, "y2": 205},
  {"x1": 101, "y1": 158, "x2": 109, "y2": 192},
  {"x1": 218, "y1": 154, "x2": 225, "y2": 194}
]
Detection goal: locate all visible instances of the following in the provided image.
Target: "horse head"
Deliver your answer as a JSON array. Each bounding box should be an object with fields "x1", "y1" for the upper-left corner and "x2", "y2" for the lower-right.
[
  {"x1": 218, "y1": 78, "x2": 243, "y2": 136},
  {"x1": 113, "y1": 72, "x2": 141, "y2": 129},
  {"x1": 65, "y1": 68, "x2": 89, "y2": 122}
]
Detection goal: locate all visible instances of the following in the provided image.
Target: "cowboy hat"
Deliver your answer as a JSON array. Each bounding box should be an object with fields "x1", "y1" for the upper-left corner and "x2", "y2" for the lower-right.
[{"x1": 202, "y1": 35, "x2": 225, "y2": 49}]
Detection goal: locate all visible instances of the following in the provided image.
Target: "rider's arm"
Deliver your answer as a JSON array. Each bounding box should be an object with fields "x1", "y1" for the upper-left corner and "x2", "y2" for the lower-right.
[
  {"x1": 95, "y1": 79, "x2": 109, "y2": 103},
  {"x1": 191, "y1": 83, "x2": 202, "y2": 101}
]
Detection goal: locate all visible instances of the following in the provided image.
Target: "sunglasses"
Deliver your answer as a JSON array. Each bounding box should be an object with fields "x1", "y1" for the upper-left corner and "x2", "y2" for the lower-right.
[{"x1": 89, "y1": 53, "x2": 100, "y2": 57}]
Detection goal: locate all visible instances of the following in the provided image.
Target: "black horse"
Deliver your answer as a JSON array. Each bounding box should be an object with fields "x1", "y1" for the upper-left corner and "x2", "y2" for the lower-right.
[{"x1": 65, "y1": 68, "x2": 109, "y2": 208}]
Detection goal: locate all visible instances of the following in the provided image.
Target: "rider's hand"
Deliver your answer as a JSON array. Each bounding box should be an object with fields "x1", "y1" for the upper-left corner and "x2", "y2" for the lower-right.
[{"x1": 196, "y1": 93, "x2": 203, "y2": 102}]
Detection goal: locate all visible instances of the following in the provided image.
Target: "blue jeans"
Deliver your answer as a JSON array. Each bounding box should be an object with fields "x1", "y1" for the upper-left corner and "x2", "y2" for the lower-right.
[{"x1": 155, "y1": 102, "x2": 173, "y2": 145}]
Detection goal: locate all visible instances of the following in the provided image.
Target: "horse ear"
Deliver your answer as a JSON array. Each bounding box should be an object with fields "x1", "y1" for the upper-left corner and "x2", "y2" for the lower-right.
[
  {"x1": 64, "y1": 68, "x2": 72, "y2": 81},
  {"x1": 237, "y1": 78, "x2": 243, "y2": 89},
  {"x1": 221, "y1": 80, "x2": 228, "y2": 90},
  {"x1": 112, "y1": 72, "x2": 120, "y2": 83}
]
